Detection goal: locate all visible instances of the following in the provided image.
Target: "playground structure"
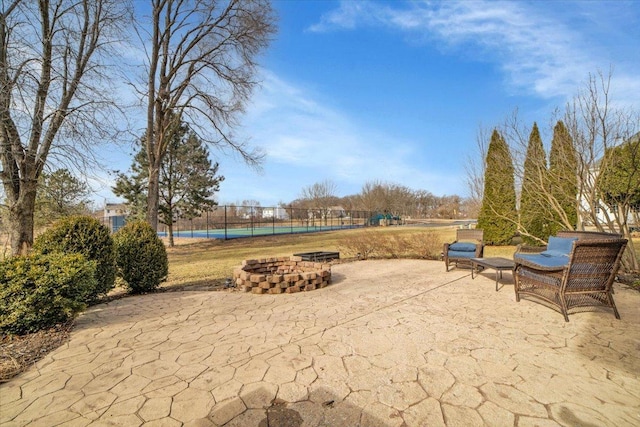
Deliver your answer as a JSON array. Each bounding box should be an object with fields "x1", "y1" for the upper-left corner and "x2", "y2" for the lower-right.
[{"x1": 369, "y1": 212, "x2": 403, "y2": 226}]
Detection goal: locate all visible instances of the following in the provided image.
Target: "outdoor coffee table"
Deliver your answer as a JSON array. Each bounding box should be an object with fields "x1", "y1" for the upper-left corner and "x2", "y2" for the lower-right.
[{"x1": 471, "y1": 257, "x2": 515, "y2": 291}]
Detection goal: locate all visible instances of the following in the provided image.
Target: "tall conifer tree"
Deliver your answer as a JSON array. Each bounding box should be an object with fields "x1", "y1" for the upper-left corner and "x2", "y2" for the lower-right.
[
  {"x1": 549, "y1": 120, "x2": 578, "y2": 234},
  {"x1": 520, "y1": 123, "x2": 549, "y2": 244},
  {"x1": 477, "y1": 129, "x2": 518, "y2": 244},
  {"x1": 113, "y1": 121, "x2": 224, "y2": 247}
]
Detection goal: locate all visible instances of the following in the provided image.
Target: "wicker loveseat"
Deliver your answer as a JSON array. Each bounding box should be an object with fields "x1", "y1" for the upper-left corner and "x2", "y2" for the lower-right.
[
  {"x1": 443, "y1": 229, "x2": 484, "y2": 271},
  {"x1": 513, "y1": 231, "x2": 627, "y2": 321}
]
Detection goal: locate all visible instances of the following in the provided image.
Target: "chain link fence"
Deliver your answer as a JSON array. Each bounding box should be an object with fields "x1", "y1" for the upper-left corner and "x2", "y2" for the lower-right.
[{"x1": 101, "y1": 205, "x2": 376, "y2": 239}]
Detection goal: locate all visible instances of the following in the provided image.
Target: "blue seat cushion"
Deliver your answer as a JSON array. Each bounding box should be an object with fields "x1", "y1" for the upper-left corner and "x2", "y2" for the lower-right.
[
  {"x1": 448, "y1": 250, "x2": 477, "y2": 259},
  {"x1": 546, "y1": 236, "x2": 577, "y2": 255},
  {"x1": 514, "y1": 253, "x2": 568, "y2": 268},
  {"x1": 540, "y1": 249, "x2": 568, "y2": 257},
  {"x1": 449, "y1": 242, "x2": 477, "y2": 252}
]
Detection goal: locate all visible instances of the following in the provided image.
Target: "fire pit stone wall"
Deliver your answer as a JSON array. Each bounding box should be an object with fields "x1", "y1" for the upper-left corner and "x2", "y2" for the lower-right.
[{"x1": 233, "y1": 256, "x2": 332, "y2": 294}]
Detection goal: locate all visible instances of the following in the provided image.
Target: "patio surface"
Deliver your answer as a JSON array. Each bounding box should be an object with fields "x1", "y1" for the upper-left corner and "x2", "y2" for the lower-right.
[{"x1": 1, "y1": 259, "x2": 639, "y2": 426}]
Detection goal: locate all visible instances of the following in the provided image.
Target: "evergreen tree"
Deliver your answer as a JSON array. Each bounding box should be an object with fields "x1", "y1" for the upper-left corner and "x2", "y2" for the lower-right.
[
  {"x1": 112, "y1": 149, "x2": 149, "y2": 221},
  {"x1": 477, "y1": 129, "x2": 517, "y2": 245},
  {"x1": 549, "y1": 120, "x2": 578, "y2": 234},
  {"x1": 599, "y1": 134, "x2": 640, "y2": 219},
  {"x1": 35, "y1": 169, "x2": 90, "y2": 226},
  {"x1": 520, "y1": 123, "x2": 549, "y2": 244},
  {"x1": 113, "y1": 121, "x2": 224, "y2": 246},
  {"x1": 159, "y1": 131, "x2": 224, "y2": 243},
  {"x1": 598, "y1": 133, "x2": 640, "y2": 271}
]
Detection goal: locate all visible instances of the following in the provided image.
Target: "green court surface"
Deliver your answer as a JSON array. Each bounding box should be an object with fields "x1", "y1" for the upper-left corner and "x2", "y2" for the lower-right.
[{"x1": 161, "y1": 224, "x2": 362, "y2": 239}]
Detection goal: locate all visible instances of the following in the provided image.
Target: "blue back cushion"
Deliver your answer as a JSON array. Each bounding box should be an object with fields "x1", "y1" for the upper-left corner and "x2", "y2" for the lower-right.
[
  {"x1": 545, "y1": 236, "x2": 577, "y2": 256},
  {"x1": 449, "y1": 242, "x2": 477, "y2": 252}
]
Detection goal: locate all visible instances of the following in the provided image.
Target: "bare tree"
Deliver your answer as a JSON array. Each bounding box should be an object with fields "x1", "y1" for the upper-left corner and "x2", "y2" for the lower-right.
[
  {"x1": 357, "y1": 180, "x2": 383, "y2": 214},
  {"x1": 1, "y1": 0, "x2": 131, "y2": 254},
  {"x1": 357, "y1": 180, "x2": 412, "y2": 217},
  {"x1": 412, "y1": 189, "x2": 437, "y2": 218},
  {"x1": 345, "y1": 181, "x2": 466, "y2": 220},
  {"x1": 140, "y1": 0, "x2": 276, "y2": 230},
  {"x1": 464, "y1": 126, "x2": 490, "y2": 212},
  {"x1": 300, "y1": 179, "x2": 338, "y2": 225}
]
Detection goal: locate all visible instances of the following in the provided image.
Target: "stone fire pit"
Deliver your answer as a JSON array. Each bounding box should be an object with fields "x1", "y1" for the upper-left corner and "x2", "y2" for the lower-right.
[{"x1": 233, "y1": 256, "x2": 332, "y2": 294}]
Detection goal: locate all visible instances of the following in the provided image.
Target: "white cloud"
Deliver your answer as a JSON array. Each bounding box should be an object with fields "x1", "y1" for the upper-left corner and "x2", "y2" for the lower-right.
[
  {"x1": 216, "y1": 70, "x2": 458, "y2": 205},
  {"x1": 308, "y1": 0, "x2": 640, "y2": 104},
  {"x1": 307, "y1": 2, "x2": 372, "y2": 32}
]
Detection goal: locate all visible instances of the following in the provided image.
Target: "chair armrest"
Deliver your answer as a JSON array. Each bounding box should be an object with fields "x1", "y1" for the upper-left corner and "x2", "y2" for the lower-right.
[{"x1": 443, "y1": 240, "x2": 458, "y2": 252}]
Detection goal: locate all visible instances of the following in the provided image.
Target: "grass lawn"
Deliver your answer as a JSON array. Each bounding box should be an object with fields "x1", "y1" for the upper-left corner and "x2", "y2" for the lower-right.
[{"x1": 162, "y1": 225, "x2": 519, "y2": 289}]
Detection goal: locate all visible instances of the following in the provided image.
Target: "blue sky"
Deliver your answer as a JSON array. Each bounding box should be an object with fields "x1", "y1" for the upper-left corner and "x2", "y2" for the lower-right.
[{"x1": 96, "y1": 0, "x2": 640, "y2": 207}]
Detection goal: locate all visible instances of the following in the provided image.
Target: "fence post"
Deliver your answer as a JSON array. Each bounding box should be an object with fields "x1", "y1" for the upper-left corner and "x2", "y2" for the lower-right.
[
  {"x1": 206, "y1": 210, "x2": 209, "y2": 239},
  {"x1": 224, "y1": 205, "x2": 228, "y2": 240}
]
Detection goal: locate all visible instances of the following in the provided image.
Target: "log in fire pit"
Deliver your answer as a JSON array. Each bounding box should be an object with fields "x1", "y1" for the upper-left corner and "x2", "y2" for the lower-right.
[{"x1": 233, "y1": 256, "x2": 332, "y2": 294}]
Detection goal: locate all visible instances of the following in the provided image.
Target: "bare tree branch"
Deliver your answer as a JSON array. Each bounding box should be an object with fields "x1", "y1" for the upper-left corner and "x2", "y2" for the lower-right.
[
  {"x1": 140, "y1": 0, "x2": 276, "y2": 230},
  {"x1": 1, "y1": 0, "x2": 131, "y2": 254}
]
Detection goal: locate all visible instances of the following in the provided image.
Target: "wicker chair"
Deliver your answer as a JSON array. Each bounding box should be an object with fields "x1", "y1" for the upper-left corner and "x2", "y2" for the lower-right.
[
  {"x1": 514, "y1": 233, "x2": 627, "y2": 321},
  {"x1": 443, "y1": 229, "x2": 484, "y2": 271}
]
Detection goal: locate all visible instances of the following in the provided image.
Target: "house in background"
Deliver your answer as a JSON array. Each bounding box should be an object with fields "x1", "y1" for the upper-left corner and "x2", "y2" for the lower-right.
[
  {"x1": 103, "y1": 202, "x2": 128, "y2": 232},
  {"x1": 262, "y1": 206, "x2": 289, "y2": 220},
  {"x1": 328, "y1": 206, "x2": 346, "y2": 219}
]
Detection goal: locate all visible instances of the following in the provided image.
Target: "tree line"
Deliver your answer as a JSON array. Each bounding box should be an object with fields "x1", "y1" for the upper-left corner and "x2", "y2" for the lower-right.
[{"x1": 283, "y1": 179, "x2": 474, "y2": 222}]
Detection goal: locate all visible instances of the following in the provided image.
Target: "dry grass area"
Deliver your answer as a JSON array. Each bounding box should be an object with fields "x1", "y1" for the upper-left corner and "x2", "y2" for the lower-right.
[
  {"x1": 145, "y1": 225, "x2": 522, "y2": 291},
  {"x1": 161, "y1": 226, "x2": 465, "y2": 289}
]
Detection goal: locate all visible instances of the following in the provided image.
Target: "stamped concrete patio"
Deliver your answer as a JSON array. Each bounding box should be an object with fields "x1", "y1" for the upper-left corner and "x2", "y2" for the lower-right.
[{"x1": 1, "y1": 259, "x2": 639, "y2": 426}]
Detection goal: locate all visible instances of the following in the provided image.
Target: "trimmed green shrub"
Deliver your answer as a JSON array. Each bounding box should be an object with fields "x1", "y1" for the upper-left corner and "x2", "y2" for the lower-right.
[
  {"x1": 0, "y1": 253, "x2": 96, "y2": 335},
  {"x1": 33, "y1": 215, "x2": 116, "y2": 301},
  {"x1": 114, "y1": 220, "x2": 168, "y2": 294}
]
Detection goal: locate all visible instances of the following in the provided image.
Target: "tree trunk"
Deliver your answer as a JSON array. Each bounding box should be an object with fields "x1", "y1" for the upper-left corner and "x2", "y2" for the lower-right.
[
  {"x1": 167, "y1": 222, "x2": 174, "y2": 247},
  {"x1": 8, "y1": 182, "x2": 37, "y2": 256},
  {"x1": 147, "y1": 164, "x2": 160, "y2": 231},
  {"x1": 617, "y1": 204, "x2": 640, "y2": 273}
]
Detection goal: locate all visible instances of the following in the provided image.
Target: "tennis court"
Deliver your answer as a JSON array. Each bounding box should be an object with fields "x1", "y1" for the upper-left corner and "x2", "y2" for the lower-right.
[{"x1": 159, "y1": 223, "x2": 364, "y2": 239}]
